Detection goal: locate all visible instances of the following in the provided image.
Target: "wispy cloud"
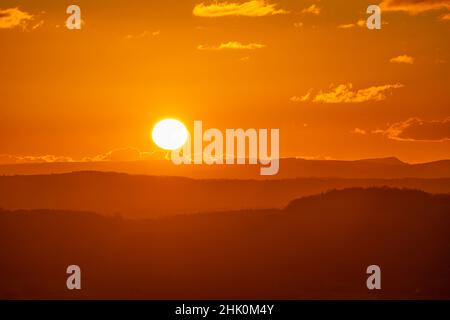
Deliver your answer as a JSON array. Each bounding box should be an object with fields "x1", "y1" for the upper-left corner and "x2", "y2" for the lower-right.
[
  {"x1": 380, "y1": 0, "x2": 450, "y2": 14},
  {"x1": 88, "y1": 147, "x2": 144, "y2": 162},
  {"x1": 0, "y1": 148, "x2": 164, "y2": 165},
  {"x1": 338, "y1": 19, "x2": 365, "y2": 29},
  {"x1": 125, "y1": 30, "x2": 160, "y2": 40},
  {"x1": 301, "y1": 4, "x2": 321, "y2": 15},
  {"x1": 390, "y1": 54, "x2": 414, "y2": 64},
  {"x1": 84, "y1": 147, "x2": 164, "y2": 162},
  {"x1": 193, "y1": 0, "x2": 288, "y2": 17},
  {"x1": 375, "y1": 117, "x2": 450, "y2": 142},
  {"x1": 291, "y1": 83, "x2": 404, "y2": 104},
  {"x1": 351, "y1": 128, "x2": 367, "y2": 135},
  {"x1": 31, "y1": 20, "x2": 44, "y2": 30},
  {"x1": 0, "y1": 7, "x2": 33, "y2": 29},
  {"x1": 197, "y1": 41, "x2": 265, "y2": 50},
  {"x1": 0, "y1": 154, "x2": 74, "y2": 165},
  {"x1": 290, "y1": 90, "x2": 311, "y2": 102},
  {"x1": 441, "y1": 12, "x2": 450, "y2": 19},
  {"x1": 338, "y1": 23, "x2": 357, "y2": 29}
]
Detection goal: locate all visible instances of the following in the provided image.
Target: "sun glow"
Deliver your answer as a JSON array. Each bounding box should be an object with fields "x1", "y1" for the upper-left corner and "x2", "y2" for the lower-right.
[{"x1": 152, "y1": 119, "x2": 188, "y2": 150}]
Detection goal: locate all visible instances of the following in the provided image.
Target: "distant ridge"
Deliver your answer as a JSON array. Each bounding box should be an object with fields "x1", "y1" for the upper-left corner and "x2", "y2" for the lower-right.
[
  {"x1": 1, "y1": 171, "x2": 449, "y2": 218},
  {"x1": 0, "y1": 157, "x2": 449, "y2": 179},
  {"x1": 353, "y1": 157, "x2": 404, "y2": 165}
]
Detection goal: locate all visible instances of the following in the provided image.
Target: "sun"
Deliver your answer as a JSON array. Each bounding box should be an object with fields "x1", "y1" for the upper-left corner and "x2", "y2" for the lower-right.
[{"x1": 152, "y1": 118, "x2": 189, "y2": 150}]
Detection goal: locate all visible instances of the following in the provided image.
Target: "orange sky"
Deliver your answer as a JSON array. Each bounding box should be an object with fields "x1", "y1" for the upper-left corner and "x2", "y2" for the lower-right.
[{"x1": 1, "y1": 0, "x2": 449, "y2": 163}]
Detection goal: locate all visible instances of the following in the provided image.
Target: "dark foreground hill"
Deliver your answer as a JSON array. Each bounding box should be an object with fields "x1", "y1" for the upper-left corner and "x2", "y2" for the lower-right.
[
  {"x1": 0, "y1": 171, "x2": 450, "y2": 218},
  {"x1": 0, "y1": 187, "x2": 449, "y2": 299}
]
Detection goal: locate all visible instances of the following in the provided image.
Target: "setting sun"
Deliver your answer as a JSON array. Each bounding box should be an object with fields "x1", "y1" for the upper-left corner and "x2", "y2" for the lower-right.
[{"x1": 152, "y1": 119, "x2": 188, "y2": 150}]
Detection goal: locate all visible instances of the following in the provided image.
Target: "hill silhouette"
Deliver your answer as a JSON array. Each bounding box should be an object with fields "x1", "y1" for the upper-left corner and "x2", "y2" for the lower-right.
[
  {"x1": 0, "y1": 171, "x2": 450, "y2": 217},
  {"x1": 0, "y1": 187, "x2": 449, "y2": 299},
  {"x1": 0, "y1": 157, "x2": 449, "y2": 179}
]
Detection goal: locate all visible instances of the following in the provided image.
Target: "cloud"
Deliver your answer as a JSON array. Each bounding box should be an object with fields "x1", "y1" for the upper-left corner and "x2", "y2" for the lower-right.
[
  {"x1": 351, "y1": 128, "x2": 367, "y2": 135},
  {"x1": 0, "y1": 148, "x2": 166, "y2": 165},
  {"x1": 376, "y1": 117, "x2": 450, "y2": 142},
  {"x1": 301, "y1": 4, "x2": 321, "y2": 15},
  {"x1": 197, "y1": 41, "x2": 265, "y2": 50},
  {"x1": 31, "y1": 20, "x2": 44, "y2": 30},
  {"x1": 380, "y1": 0, "x2": 450, "y2": 14},
  {"x1": 0, "y1": 7, "x2": 33, "y2": 29},
  {"x1": 338, "y1": 23, "x2": 357, "y2": 29},
  {"x1": 125, "y1": 30, "x2": 160, "y2": 40},
  {"x1": 390, "y1": 54, "x2": 415, "y2": 64},
  {"x1": 87, "y1": 148, "x2": 167, "y2": 162},
  {"x1": 90, "y1": 147, "x2": 143, "y2": 162},
  {"x1": 338, "y1": 19, "x2": 366, "y2": 29},
  {"x1": 441, "y1": 12, "x2": 450, "y2": 19},
  {"x1": 193, "y1": 0, "x2": 288, "y2": 17},
  {"x1": 0, "y1": 154, "x2": 74, "y2": 165},
  {"x1": 292, "y1": 83, "x2": 404, "y2": 104},
  {"x1": 297, "y1": 155, "x2": 334, "y2": 160},
  {"x1": 290, "y1": 90, "x2": 311, "y2": 102}
]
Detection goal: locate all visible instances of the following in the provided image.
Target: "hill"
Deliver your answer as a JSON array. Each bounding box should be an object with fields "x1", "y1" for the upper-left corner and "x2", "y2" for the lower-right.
[
  {"x1": 0, "y1": 187, "x2": 449, "y2": 299},
  {"x1": 0, "y1": 157, "x2": 449, "y2": 179},
  {"x1": 0, "y1": 171, "x2": 449, "y2": 217}
]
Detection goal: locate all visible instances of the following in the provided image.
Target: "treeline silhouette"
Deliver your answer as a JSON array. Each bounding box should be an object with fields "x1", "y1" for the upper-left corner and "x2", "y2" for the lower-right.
[
  {"x1": 1, "y1": 187, "x2": 449, "y2": 299},
  {"x1": 1, "y1": 171, "x2": 449, "y2": 217}
]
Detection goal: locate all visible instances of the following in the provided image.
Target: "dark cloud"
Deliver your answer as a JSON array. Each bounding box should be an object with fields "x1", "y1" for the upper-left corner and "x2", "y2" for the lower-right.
[{"x1": 381, "y1": 117, "x2": 450, "y2": 141}]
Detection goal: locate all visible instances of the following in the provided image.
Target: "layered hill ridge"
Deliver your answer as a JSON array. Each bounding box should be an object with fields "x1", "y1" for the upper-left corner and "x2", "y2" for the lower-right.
[
  {"x1": 1, "y1": 171, "x2": 450, "y2": 218},
  {"x1": 0, "y1": 157, "x2": 449, "y2": 179},
  {"x1": 1, "y1": 187, "x2": 449, "y2": 299}
]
